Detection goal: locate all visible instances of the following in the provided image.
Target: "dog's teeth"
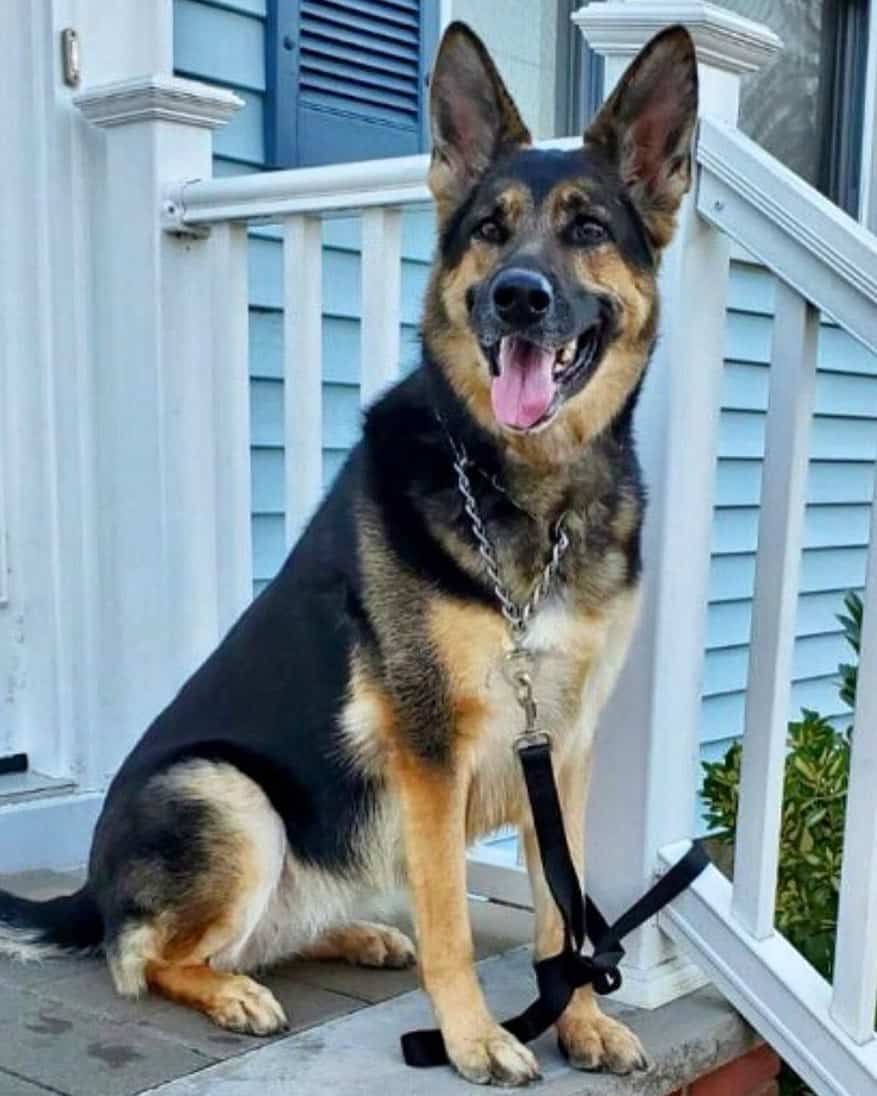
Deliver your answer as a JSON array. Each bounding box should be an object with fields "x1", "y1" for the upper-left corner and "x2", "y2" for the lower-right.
[{"x1": 553, "y1": 343, "x2": 576, "y2": 378}]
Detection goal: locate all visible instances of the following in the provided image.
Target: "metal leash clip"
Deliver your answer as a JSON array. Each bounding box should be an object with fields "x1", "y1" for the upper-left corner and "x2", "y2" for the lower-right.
[
  {"x1": 505, "y1": 647, "x2": 552, "y2": 752},
  {"x1": 515, "y1": 730, "x2": 552, "y2": 751}
]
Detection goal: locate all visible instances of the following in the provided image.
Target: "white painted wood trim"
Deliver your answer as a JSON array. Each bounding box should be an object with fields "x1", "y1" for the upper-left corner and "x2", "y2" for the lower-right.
[
  {"x1": 659, "y1": 841, "x2": 877, "y2": 1096},
  {"x1": 0, "y1": 393, "x2": 7, "y2": 609},
  {"x1": 466, "y1": 856, "x2": 531, "y2": 908},
  {"x1": 360, "y1": 208, "x2": 402, "y2": 407},
  {"x1": 572, "y1": 1, "x2": 781, "y2": 73},
  {"x1": 210, "y1": 223, "x2": 253, "y2": 628},
  {"x1": 831, "y1": 494, "x2": 877, "y2": 1044},
  {"x1": 609, "y1": 952, "x2": 709, "y2": 1011},
  {"x1": 697, "y1": 116, "x2": 877, "y2": 355},
  {"x1": 727, "y1": 238, "x2": 759, "y2": 265},
  {"x1": 74, "y1": 0, "x2": 174, "y2": 83},
  {"x1": 283, "y1": 216, "x2": 323, "y2": 547},
  {"x1": 74, "y1": 75, "x2": 242, "y2": 129},
  {"x1": 0, "y1": 791, "x2": 103, "y2": 874},
  {"x1": 177, "y1": 154, "x2": 431, "y2": 228},
  {"x1": 731, "y1": 286, "x2": 819, "y2": 940}
]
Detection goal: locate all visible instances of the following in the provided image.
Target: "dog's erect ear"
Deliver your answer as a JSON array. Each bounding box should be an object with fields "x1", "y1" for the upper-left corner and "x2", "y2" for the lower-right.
[
  {"x1": 585, "y1": 25, "x2": 698, "y2": 250},
  {"x1": 427, "y1": 22, "x2": 531, "y2": 221}
]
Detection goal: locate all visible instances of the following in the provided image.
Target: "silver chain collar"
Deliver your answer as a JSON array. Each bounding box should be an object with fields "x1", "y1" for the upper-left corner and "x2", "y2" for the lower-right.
[{"x1": 445, "y1": 430, "x2": 570, "y2": 746}]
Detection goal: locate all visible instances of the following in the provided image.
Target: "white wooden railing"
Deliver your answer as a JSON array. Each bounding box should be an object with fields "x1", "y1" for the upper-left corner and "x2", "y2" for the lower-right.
[
  {"x1": 165, "y1": 154, "x2": 433, "y2": 546},
  {"x1": 163, "y1": 115, "x2": 877, "y2": 1096},
  {"x1": 658, "y1": 121, "x2": 877, "y2": 1096}
]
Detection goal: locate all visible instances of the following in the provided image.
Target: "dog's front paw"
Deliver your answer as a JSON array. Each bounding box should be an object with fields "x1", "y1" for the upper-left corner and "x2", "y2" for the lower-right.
[
  {"x1": 557, "y1": 1009, "x2": 647, "y2": 1074},
  {"x1": 446, "y1": 1022, "x2": 540, "y2": 1087}
]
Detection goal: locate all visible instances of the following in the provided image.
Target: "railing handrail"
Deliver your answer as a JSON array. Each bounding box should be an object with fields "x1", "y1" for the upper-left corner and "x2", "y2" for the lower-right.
[
  {"x1": 165, "y1": 138, "x2": 581, "y2": 228},
  {"x1": 697, "y1": 116, "x2": 877, "y2": 355},
  {"x1": 166, "y1": 152, "x2": 432, "y2": 227}
]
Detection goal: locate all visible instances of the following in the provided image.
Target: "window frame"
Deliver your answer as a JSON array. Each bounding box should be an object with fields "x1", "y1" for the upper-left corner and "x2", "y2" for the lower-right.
[
  {"x1": 553, "y1": 0, "x2": 603, "y2": 137},
  {"x1": 817, "y1": 0, "x2": 871, "y2": 217}
]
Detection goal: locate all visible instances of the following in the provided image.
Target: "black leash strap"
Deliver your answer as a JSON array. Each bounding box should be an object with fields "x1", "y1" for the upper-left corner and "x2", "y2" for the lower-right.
[{"x1": 401, "y1": 739, "x2": 710, "y2": 1068}]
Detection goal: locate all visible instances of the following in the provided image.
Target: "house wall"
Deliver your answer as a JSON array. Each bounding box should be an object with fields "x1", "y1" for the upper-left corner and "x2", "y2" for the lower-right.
[
  {"x1": 173, "y1": 0, "x2": 875, "y2": 779},
  {"x1": 448, "y1": 0, "x2": 561, "y2": 138}
]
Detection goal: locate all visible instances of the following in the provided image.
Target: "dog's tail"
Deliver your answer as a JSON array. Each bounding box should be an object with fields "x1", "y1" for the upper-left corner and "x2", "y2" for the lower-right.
[{"x1": 0, "y1": 884, "x2": 103, "y2": 960}]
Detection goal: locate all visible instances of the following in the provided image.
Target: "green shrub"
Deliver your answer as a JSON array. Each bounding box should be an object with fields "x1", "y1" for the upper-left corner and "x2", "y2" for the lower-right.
[
  {"x1": 701, "y1": 591, "x2": 863, "y2": 1096},
  {"x1": 837, "y1": 591, "x2": 862, "y2": 713},
  {"x1": 702, "y1": 712, "x2": 850, "y2": 976}
]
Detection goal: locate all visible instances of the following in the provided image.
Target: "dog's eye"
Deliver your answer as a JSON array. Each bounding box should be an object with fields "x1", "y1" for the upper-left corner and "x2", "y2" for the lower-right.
[
  {"x1": 569, "y1": 217, "x2": 608, "y2": 246},
  {"x1": 473, "y1": 218, "x2": 505, "y2": 244}
]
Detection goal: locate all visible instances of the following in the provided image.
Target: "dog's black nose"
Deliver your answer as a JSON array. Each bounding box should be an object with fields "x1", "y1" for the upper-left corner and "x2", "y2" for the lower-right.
[{"x1": 491, "y1": 268, "x2": 553, "y2": 326}]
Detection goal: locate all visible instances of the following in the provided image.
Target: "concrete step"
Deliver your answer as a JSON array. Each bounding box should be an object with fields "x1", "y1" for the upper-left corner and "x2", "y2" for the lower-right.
[
  {"x1": 0, "y1": 770, "x2": 76, "y2": 805},
  {"x1": 0, "y1": 868, "x2": 756, "y2": 1096},
  {"x1": 142, "y1": 948, "x2": 756, "y2": 1096}
]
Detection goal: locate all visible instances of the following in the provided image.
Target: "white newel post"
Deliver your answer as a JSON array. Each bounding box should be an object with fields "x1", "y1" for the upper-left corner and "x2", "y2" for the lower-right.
[
  {"x1": 572, "y1": 2, "x2": 780, "y2": 1007},
  {"x1": 72, "y1": 77, "x2": 245, "y2": 784}
]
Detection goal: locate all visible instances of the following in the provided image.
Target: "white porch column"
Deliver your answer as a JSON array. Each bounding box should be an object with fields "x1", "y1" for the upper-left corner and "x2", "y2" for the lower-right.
[
  {"x1": 0, "y1": 1, "x2": 248, "y2": 871},
  {"x1": 0, "y1": 0, "x2": 187, "y2": 792},
  {"x1": 572, "y1": 1, "x2": 780, "y2": 1007},
  {"x1": 73, "y1": 77, "x2": 245, "y2": 784}
]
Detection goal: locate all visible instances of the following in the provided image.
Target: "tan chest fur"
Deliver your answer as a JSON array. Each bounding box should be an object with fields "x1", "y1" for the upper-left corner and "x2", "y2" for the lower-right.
[{"x1": 428, "y1": 587, "x2": 639, "y2": 841}]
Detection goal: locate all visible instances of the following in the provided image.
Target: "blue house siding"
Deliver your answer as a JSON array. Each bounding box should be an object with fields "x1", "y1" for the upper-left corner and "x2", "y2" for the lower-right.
[
  {"x1": 175, "y1": 0, "x2": 268, "y2": 168},
  {"x1": 701, "y1": 255, "x2": 876, "y2": 771},
  {"x1": 247, "y1": 212, "x2": 433, "y2": 591}
]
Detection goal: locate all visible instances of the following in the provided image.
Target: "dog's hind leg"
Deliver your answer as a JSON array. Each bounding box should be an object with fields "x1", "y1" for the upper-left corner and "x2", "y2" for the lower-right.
[
  {"x1": 138, "y1": 897, "x2": 289, "y2": 1036},
  {"x1": 96, "y1": 760, "x2": 290, "y2": 1035},
  {"x1": 299, "y1": 921, "x2": 415, "y2": 969},
  {"x1": 145, "y1": 963, "x2": 288, "y2": 1035}
]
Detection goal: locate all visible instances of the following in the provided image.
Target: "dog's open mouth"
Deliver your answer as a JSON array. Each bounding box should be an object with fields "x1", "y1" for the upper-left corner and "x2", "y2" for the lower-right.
[{"x1": 486, "y1": 326, "x2": 604, "y2": 432}]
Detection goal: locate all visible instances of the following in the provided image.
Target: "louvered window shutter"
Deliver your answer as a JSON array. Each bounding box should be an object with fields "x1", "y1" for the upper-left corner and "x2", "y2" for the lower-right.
[{"x1": 267, "y1": 0, "x2": 439, "y2": 168}]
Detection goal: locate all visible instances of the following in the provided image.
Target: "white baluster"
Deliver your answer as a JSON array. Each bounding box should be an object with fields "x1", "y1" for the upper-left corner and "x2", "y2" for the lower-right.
[
  {"x1": 360, "y1": 207, "x2": 402, "y2": 407},
  {"x1": 210, "y1": 222, "x2": 252, "y2": 629},
  {"x1": 831, "y1": 498, "x2": 877, "y2": 1043},
  {"x1": 283, "y1": 215, "x2": 323, "y2": 547},
  {"x1": 733, "y1": 284, "x2": 818, "y2": 939}
]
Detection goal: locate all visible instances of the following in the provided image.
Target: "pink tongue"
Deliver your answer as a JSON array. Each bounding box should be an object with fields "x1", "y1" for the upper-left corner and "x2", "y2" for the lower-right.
[{"x1": 491, "y1": 337, "x2": 556, "y2": 429}]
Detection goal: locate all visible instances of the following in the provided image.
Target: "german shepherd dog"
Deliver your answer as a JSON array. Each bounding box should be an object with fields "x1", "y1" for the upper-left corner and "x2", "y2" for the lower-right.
[{"x1": 0, "y1": 22, "x2": 697, "y2": 1086}]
